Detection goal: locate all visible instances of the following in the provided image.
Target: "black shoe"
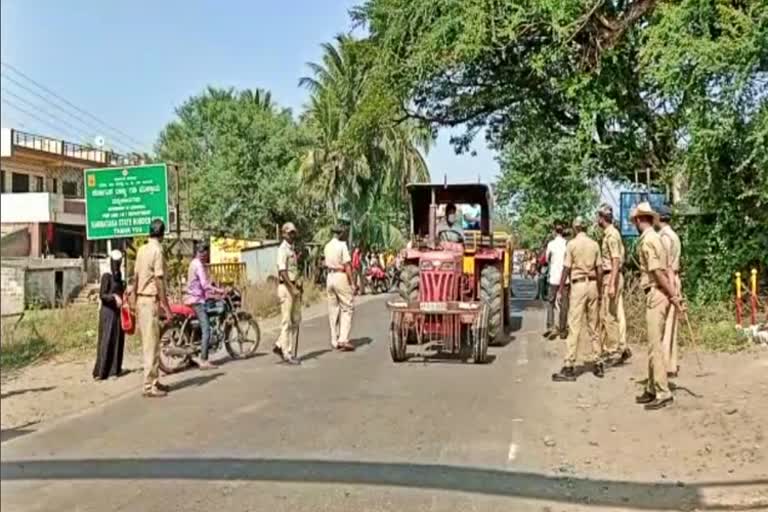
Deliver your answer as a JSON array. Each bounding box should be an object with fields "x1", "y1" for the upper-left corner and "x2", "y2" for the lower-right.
[
  {"x1": 542, "y1": 329, "x2": 553, "y2": 338},
  {"x1": 667, "y1": 371, "x2": 678, "y2": 379},
  {"x1": 552, "y1": 366, "x2": 577, "y2": 382},
  {"x1": 592, "y1": 361, "x2": 605, "y2": 379},
  {"x1": 644, "y1": 396, "x2": 673, "y2": 410},
  {"x1": 635, "y1": 391, "x2": 656, "y2": 404},
  {"x1": 559, "y1": 329, "x2": 569, "y2": 340},
  {"x1": 618, "y1": 348, "x2": 633, "y2": 364},
  {"x1": 272, "y1": 345, "x2": 283, "y2": 358}
]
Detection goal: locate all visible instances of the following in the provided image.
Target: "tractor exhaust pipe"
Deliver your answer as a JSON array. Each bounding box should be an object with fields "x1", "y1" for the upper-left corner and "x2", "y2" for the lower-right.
[{"x1": 428, "y1": 187, "x2": 437, "y2": 249}]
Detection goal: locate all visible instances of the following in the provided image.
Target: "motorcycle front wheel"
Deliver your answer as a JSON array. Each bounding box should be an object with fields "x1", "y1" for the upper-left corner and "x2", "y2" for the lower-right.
[{"x1": 224, "y1": 311, "x2": 261, "y2": 359}]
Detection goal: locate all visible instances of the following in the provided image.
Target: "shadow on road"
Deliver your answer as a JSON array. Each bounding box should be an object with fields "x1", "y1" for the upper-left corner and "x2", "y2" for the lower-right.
[
  {"x1": 0, "y1": 421, "x2": 39, "y2": 444},
  {"x1": 0, "y1": 386, "x2": 55, "y2": 399},
  {"x1": 299, "y1": 349, "x2": 333, "y2": 362},
  {"x1": 406, "y1": 353, "x2": 498, "y2": 365},
  {"x1": 1, "y1": 457, "x2": 764, "y2": 511},
  {"x1": 169, "y1": 373, "x2": 224, "y2": 392},
  {"x1": 350, "y1": 337, "x2": 373, "y2": 349}
]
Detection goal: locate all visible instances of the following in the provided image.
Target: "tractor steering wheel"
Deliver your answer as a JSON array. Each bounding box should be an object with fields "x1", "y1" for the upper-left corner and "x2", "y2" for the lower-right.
[{"x1": 438, "y1": 229, "x2": 464, "y2": 244}]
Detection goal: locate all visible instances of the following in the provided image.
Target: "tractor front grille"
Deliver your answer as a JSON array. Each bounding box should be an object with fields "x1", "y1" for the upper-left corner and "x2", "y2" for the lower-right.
[{"x1": 420, "y1": 271, "x2": 459, "y2": 302}]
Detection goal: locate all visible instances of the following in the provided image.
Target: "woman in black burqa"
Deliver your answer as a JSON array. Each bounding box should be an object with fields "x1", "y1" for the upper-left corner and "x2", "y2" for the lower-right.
[{"x1": 92, "y1": 250, "x2": 126, "y2": 380}]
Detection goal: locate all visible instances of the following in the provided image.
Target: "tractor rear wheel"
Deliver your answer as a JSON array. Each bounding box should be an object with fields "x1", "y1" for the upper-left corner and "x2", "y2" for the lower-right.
[
  {"x1": 398, "y1": 264, "x2": 419, "y2": 302},
  {"x1": 479, "y1": 265, "x2": 505, "y2": 346}
]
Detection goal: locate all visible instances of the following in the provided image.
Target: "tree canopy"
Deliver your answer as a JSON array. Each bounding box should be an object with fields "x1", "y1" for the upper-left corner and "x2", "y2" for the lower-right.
[
  {"x1": 156, "y1": 87, "x2": 321, "y2": 239},
  {"x1": 355, "y1": 0, "x2": 768, "y2": 298}
]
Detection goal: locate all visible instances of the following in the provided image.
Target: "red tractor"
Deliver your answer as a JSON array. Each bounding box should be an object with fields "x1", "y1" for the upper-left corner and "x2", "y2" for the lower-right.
[{"x1": 387, "y1": 183, "x2": 512, "y2": 363}]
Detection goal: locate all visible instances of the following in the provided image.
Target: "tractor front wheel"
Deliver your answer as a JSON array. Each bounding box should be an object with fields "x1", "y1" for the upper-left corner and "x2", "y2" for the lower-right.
[
  {"x1": 472, "y1": 305, "x2": 490, "y2": 364},
  {"x1": 480, "y1": 265, "x2": 505, "y2": 346},
  {"x1": 389, "y1": 313, "x2": 408, "y2": 362}
]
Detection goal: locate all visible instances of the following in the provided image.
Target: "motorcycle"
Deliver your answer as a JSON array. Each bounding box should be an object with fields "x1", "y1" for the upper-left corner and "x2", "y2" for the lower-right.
[
  {"x1": 159, "y1": 288, "x2": 261, "y2": 374},
  {"x1": 365, "y1": 265, "x2": 389, "y2": 295}
]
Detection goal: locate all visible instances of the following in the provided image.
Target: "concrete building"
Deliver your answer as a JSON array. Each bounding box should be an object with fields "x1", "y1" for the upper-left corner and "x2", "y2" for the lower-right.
[
  {"x1": 1, "y1": 258, "x2": 84, "y2": 312},
  {"x1": 1, "y1": 127, "x2": 140, "y2": 258}
]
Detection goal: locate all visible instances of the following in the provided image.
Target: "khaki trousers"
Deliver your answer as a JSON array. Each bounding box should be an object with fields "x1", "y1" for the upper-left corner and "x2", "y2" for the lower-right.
[
  {"x1": 645, "y1": 288, "x2": 672, "y2": 399},
  {"x1": 326, "y1": 272, "x2": 354, "y2": 346},
  {"x1": 601, "y1": 274, "x2": 627, "y2": 354},
  {"x1": 137, "y1": 296, "x2": 160, "y2": 392},
  {"x1": 662, "y1": 274, "x2": 681, "y2": 373},
  {"x1": 564, "y1": 280, "x2": 601, "y2": 366},
  {"x1": 277, "y1": 284, "x2": 302, "y2": 356}
]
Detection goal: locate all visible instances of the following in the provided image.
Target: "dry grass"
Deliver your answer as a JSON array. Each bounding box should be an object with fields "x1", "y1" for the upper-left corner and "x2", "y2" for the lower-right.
[
  {"x1": 623, "y1": 274, "x2": 750, "y2": 352},
  {"x1": 1, "y1": 305, "x2": 100, "y2": 371},
  {"x1": 1, "y1": 280, "x2": 325, "y2": 372},
  {"x1": 240, "y1": 280, "x2": 324, "y2": 320}
]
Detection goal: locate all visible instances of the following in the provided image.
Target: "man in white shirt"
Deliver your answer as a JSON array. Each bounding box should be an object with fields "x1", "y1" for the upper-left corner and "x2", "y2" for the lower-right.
[
  {"x1": 462, "y1": 203, "x2": 481, "y2": 230},
  {"x1": 544, "y1": 224, "x2": 568, "y2": 339}
]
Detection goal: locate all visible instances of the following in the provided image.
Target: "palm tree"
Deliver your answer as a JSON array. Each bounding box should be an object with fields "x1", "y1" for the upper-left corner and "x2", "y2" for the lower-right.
[
  {"x1": 239, "y1": 88, "x2": 275, "y2": 112},
  {"x1": 299, "y1": 34, "x2": 432, "y2": 247}
]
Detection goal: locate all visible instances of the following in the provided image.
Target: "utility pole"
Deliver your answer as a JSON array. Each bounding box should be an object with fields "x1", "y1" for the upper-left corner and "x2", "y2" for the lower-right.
[{"x1": 173, "y1": 163, "x2": 181, "y2": 239}]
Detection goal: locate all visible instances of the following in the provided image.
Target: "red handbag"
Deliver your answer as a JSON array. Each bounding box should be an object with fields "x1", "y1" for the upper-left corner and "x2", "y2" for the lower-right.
[{"x1": 121, "y1": 304, "x2": 136, "y2": 335}]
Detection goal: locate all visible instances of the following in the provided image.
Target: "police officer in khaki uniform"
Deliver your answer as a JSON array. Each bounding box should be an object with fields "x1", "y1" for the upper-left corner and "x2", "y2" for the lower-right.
[
  {"x1": 632, "y1": 202, "x2": 683, "y2": 410},
  {"x1": 324, "y1": 224, "x2": 356, "y2": 351},
  {"x1": 552, "y1": 216, "x2": 604, "y2": 381},
  {"x1": 132, "y1": 219, "x2": 173, "y2": 397},
  {"x1": 596, "y1": 204, "x2": 631, "y2": 364},
  {"x1": 274, "y1": 222, "x2": 302, "y2": 365},
  {"x1": 658, "y1": 205, "x2": 682, "y2": 377}
]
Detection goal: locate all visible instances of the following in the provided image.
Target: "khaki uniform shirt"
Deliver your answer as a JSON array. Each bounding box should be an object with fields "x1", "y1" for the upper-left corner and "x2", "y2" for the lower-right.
[
  {"x1": 135, "y1": 238, "x2": 165, "y2": 297},
  {"x1": 659, "y1": 225, "x2": 681, "y2": 273},
  {"x1": 564, "y1": 232, "x2": 601, "y2": 281},
  {"x1": 601, "y1": 224, "x2": 624, "y2": 272},
  {"x1": 276, "y1": 239, "x2": 299, "y2": 283},
  {"x1": 637, "y1": 228, "x2": 667, "y2": 289},
  {"x1": 324, "y1": 237, "x2": 351, "y2": 270}
]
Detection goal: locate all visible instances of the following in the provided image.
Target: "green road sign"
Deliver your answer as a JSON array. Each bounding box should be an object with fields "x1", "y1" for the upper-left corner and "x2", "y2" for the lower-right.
[{"x1": 84, "y1": 163, "x2": 169, "y2": 240}]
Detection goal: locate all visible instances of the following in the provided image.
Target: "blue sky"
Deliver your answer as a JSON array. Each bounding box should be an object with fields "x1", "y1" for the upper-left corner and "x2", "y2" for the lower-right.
[{"x1": 0, "y1": 0, "x2": 498, "y2": 183}]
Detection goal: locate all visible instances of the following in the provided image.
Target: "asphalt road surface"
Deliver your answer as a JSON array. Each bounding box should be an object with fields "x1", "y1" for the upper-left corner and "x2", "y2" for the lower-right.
[{"x1": 2, "y1": 280, "x2": 766, "y2": 512}]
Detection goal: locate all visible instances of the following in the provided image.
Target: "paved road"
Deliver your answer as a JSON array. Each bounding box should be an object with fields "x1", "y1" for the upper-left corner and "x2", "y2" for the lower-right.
[{"x1": 2, "y1": 280, "x2": 765, "y2": 511}]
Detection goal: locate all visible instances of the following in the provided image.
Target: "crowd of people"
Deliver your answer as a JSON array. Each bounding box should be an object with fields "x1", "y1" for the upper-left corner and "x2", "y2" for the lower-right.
[
  {"x1": 532, "y1": 202, "x2": 683, "y2": 410},
  {"x1": 92, "y1": 199, "x2": 684, "y2": 408}
]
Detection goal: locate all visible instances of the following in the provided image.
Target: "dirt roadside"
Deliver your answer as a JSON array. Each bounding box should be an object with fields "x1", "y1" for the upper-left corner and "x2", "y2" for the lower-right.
[
  {"x1": 533, "y1": 338, "x2": 768, "y2": 511},
  {"x1": 0, "y1": 294, "x2": 381, "y2": 441}
]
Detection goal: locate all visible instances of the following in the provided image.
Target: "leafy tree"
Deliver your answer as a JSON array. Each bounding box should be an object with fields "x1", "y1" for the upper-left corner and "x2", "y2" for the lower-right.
[
  {"x1": 156, "y1": 87, "x2": 322, "y2": 239},
  {"x1": 355, "y1": 0, "x2": 767, "y2": 300}
]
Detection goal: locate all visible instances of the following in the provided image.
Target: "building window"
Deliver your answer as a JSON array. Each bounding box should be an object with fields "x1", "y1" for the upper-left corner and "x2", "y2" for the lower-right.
[
  {"x1": 52, "y1": 178, "x2": 58, "y2": 193},
  {"x1": 62, "y1": 180, "x2": 78, "y2": 197},
  {"x1": 11, "y1": 172, "x2": 30, "y2": 192},
  {"x1": 35, "y1": 175, "x2": 44, "y2": 192},
  {"x1": 1, "y1": 170, "x2": 5, "y2": 193}
]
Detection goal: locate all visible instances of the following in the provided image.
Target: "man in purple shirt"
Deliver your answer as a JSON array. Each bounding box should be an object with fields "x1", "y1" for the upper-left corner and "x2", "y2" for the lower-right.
[{"x1": 185, "y1": 243, "x2": 223, "y2": 369}]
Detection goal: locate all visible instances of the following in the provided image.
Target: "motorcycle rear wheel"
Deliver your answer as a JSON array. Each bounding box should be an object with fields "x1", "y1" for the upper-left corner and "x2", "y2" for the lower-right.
[{"x1": 159, "y1": 322, "x2": 193, "y2": 374}]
